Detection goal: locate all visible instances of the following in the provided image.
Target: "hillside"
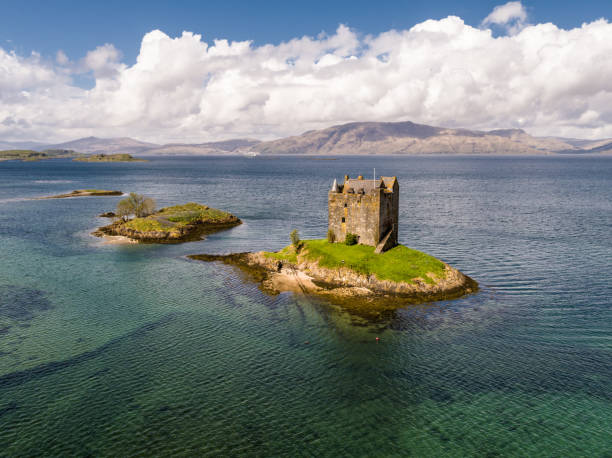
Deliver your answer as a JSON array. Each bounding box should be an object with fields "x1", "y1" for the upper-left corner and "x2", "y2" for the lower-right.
[
  {"x1": 0, "y1": 149, "x2": 81, "y2": 161},
  {"x1": 252, "y1": 121, "x2": 581, "y2": 155},
  {"x1": 144, "y1": 139, "x2": 260, "y2": 155},
  {"x1": 0, "y1": 140, "x2": 46, "y2": 150},
  {"x1": 5, "y1": 121, "x2": 612, "y2": 157},
  {"x1": 44, "y1": 136, "x2": 159, "y2": 154},
  {"x1": 581, "y1": 140, "x2": 612, "y2": 154}
]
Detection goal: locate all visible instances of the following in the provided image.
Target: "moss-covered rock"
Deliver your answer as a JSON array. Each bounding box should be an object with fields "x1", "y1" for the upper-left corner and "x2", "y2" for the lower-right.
[{"x1": 93, "y1": 203, "x2": 241, "y2": 243}]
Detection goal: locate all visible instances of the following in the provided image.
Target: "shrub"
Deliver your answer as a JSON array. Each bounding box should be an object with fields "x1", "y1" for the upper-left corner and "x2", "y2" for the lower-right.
[
  {"x1": 116, "y1": 199, "x2": 132, "y2": 221},
  {"x1": 327, "y1": 229, "x2": 336, "y2": 243},
  {"x1": 116, "y1": 192, "x2": 156, "y2": 219},
  {"x1": 290, "y1": 229, "x2": 301, "y2": 250},
  {"x1": 345, "y1": 233, "x2": 358, "y2": 246}
]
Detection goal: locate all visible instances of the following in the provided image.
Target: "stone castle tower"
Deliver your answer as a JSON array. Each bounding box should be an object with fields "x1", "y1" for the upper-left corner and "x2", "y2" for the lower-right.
[{"x1": 328, "y1": 174, "x2": 399, "y2": 253}]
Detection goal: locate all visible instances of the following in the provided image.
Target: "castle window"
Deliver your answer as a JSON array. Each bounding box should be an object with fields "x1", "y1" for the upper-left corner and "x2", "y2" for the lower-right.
[
  {"x1": 344, "y1": 203, "x2": 347, "y2": 208},
  {"x1": 341, "y1": 217, "x2": 345, "y2": 223}
]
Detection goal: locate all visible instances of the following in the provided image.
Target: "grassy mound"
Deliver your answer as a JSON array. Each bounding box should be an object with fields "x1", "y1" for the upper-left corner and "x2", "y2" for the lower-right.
[
  {"x1": 122, "y1": 203, "x2": 238, "y2": 234},
  {"x1": 157, "y1": 203, "x2": 234, "y2": 225},
  {"x1": 264, "y1": 245, "x2": 299, "y2": 264},
  {"x1": 266, "y1": 239, "x2": 446, "y2": 285},
  {"x1": 124, "y1": 218, "x2": 174, "y2": 233}
]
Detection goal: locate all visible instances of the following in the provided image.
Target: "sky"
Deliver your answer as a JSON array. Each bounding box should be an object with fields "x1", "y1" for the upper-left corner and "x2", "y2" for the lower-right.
[{"x1": 1, "y1": 0, "x2": 612, "y2": 143}]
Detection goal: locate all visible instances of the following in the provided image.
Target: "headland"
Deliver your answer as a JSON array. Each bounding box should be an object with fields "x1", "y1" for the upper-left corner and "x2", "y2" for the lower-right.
[{"x1": 0, "y1": 149, "x2": 81, "y2": 162}]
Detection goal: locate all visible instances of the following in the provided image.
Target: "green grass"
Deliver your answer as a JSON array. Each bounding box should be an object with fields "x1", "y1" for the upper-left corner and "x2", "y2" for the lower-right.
[
  {"x1": 263, "y1": 245, "x2": 298, "y2": 264},
  {"x1": 267, "y1": 239, "x2": 446, "y2": 284},
  {"x1": 124, "y1": 218, "x2": 177, "y2": 233},
  {"x1": 157, "y1": 203, "x2": 234, "y2": 224},
  {"x1": 120, "y1": 203, "x2": 236, "y2": 233},
  {"x1": 74, "y1": 154, "x2": 146, "y2": 162},
  {"x1": 0, "y1": 150, "x2": 47, "y2": 161},
  {"x1": 0, "y1": 149, "x2": 81, "y2": 161}
]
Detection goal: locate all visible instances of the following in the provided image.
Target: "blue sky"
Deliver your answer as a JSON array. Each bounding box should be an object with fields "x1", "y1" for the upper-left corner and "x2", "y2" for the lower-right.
[
  {"x1": 2, "y1": 0, "x2": 611, "y2": 64},
  {"x1": 2, "y1": 1, "x2": 612, "y2": 142}
]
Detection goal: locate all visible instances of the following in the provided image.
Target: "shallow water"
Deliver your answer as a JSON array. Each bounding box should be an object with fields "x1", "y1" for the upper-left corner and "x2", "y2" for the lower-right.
[{"x1": 0, "y1": 156, "x2": 610, "y2": 456}]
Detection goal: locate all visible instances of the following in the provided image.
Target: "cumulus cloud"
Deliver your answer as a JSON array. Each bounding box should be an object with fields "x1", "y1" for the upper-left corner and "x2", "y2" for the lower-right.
[
  {"x1": 1, "y1": 6, "x2": 612, "y2": 143},
  {"x1": 482, "y1": 1, "x2": 528, "y2": 34},
  {"x1": 82, "y1": 43, "x2": 123, "y2": 78}
]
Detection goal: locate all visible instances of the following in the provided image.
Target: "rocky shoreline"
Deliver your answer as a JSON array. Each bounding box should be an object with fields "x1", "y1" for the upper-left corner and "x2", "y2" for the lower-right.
[
  {"x1": 93, "y1": 217, "x2": 241, "y2": 243},
  {"x1": 40, "y1": 189, "x2": 123, "y2": 199},
  {"x1": 189, "y1": 250, "x2": 478, "y2": 312}
]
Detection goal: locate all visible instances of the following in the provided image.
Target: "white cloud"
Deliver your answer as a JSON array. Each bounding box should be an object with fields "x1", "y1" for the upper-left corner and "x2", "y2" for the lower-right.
[
  {"x1": 2, "y1": 10, "x2": 612, "y2": 143},
  {"x1": 82, "y1": 43, "x2": 123, "y2": 78},
  {"x1": 56, "y1": 50, "x2": 69, "y2": 65},
  {"x1": 482, "y1": 1, "x2": 528, "y2": 35}
]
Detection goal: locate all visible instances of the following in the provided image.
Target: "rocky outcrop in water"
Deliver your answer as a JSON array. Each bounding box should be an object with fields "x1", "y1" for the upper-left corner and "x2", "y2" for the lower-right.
[
  {"x1": 189, "y1": 250, "x2": 478, "y2": 309},
  {"x1": 93, "y1": 203, "x2": 241, "y2": 244}
]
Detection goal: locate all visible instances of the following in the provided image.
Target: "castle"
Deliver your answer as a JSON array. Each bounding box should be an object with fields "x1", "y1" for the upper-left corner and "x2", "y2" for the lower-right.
[{"x1": 328, "y1": 174, "x2": 399, "y2": 253}]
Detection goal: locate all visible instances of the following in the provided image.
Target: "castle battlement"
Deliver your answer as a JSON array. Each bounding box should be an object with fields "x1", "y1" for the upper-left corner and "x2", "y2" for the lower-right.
[{"x1": 328, "y1": 174, "x2": 399, "y2": 252}]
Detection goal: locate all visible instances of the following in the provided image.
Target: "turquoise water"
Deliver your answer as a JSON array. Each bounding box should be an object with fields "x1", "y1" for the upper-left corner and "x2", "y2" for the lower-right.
[{"x1": 0, "y1": 156, "x2": 610, "y2": 456}]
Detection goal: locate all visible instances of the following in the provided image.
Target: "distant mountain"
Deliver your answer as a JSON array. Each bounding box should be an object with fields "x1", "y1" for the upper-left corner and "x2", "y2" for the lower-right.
[
  {"x1": 5, "y1": 121, "x2": 612, "y2": 157},
  {"x1": 145, "y1": 139, "x2": 261, "y2": 155},
  {"x1": 43, "y1": 136, "x2": 159, "y2": 154},
  {"x1": 252, "y1": 121, "x2": 582, "y2": 155},
  {"x1": 546, "y1": 137, "x2": 612, "y2": 149},
  {"x1": 0, "y1": 140, "x2": 47, "y2": 150},
  {"x1": 580, "y1": 140, "x2": 612, "y2": 154}
]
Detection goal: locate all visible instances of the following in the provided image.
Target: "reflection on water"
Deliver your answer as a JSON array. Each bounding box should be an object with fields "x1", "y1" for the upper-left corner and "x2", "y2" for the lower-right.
[{"x1": 0, "y1": 156, "x2": 610, "y2": 456}]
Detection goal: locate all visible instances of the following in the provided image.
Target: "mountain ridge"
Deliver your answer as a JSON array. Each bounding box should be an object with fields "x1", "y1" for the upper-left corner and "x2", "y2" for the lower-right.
[
  {"x1": 6, "y1": 121, "x2": 612, "y2": 156},
  {"x1": 250, "y1": 121, "x2": 582, "y2": 155}
]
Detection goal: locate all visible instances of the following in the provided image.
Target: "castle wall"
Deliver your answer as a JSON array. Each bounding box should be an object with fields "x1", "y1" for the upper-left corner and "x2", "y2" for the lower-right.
[
  {"x1": 378, "y1": 185, "x2": 399, "y2": 246},
  {"x1": 328, "y1": 190, "x2": 382, "y2": 246},
  {"x1": 328, "y1": 176, "x2": 399, "y2": 250}
]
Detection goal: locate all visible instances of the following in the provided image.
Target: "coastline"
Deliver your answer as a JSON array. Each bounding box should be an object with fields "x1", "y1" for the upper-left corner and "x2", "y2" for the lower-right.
[{"x1": 100, "y1": 234, "x2": 139, "y2": 245}]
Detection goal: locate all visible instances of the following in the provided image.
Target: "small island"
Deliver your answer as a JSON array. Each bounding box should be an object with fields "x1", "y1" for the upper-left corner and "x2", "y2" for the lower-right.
[
  {"x1": 1, "y1": 149, "x2": 82, "y2": 162},
  {"x1": 41, "y1": 189, "x2": 123, "y2": 199},
  {"x1": 189, "y1": 174, "x2": 477, "y2": 314},
  {"x1": 93, "y1": 195, "x2": 241, "y2": 243},
  {"x1": 74, "y1": 153, "x2": 147, "y2": 162},
  {"x1": 190, "y1": 238, "x2": 477, "y2": 311}
]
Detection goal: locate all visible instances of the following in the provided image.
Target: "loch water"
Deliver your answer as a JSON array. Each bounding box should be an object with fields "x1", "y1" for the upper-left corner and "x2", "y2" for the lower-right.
[{"x1": 0, "y1": 155, "x2": 610, "y2": 456}]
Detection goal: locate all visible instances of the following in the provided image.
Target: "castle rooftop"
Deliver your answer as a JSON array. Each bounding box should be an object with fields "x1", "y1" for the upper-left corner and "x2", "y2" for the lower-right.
[{"x1": 333, "y1": 175, "x2": 397, "y2": 194}]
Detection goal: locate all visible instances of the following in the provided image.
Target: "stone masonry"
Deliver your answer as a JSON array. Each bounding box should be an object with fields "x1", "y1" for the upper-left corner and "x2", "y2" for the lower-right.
[{"x1": 328, "y1": 174, "x2": 399, "y2": 252}]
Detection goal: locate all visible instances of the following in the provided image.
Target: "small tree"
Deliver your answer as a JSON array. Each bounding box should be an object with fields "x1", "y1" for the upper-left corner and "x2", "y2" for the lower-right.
[
  {"x1": 327, "y1": 229, "x2": 336, "y2": 243},
  {"x1": 290, "y1": 229, "x2": 301, "y2": 251},
  {"x1": 116, "y1": 199, "x2": 132, "y2": 221},
  {"x1": 345, "y1": 233, "x2": 358, "y2": 246},
  {"x1": 116, "y1": 192, "x2": 156, "y2": 220},
  {"x1": 140, "y1": 196, "x2": 156, "y2": 217}
]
